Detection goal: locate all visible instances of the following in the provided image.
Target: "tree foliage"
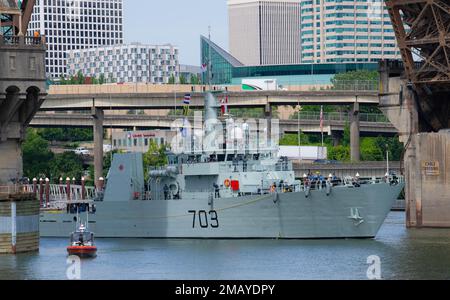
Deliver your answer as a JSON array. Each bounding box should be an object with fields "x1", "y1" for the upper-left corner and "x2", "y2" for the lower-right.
[
  {"x1": 37, "y1": 128, "x2": 93, "y2": 142},
  {"x1": 328, "y1": 145, "x2": 350, "y2": 161},
  {"x1": 49, "y1": 152, "x2": 84, "y2": 182},
  {"x1": 331, "y1": 70, "x2": 379, "y2": 86},
  {"x1": 59, "y1": 70, "x2": 107, "y2": 85},
  {"x1": 190, "y1": 74, "x2": 200, "y2": 85},
  {"x1": 143, "y1": 141, "x2": 168, "y2": 180},
  {"x1": 179, "y1": 74, "x2": 187, "y2": 84},
  {"x1": 22, "y1": 129, "x2": 54, "y2": 179},
  {"x1": 168, "y1": 74, "x2": 176, "y2": 84},
  {"x1": 279, "y1": 133, "x2": 310, "y2": 146}
]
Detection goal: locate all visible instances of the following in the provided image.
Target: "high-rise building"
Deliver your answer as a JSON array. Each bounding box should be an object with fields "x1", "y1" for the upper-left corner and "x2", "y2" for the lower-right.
[
  {"x1": 67, "y1": 43, "x2": 180, "y2": 84},
  {"x1": 300, "y1": 0, "x2": 401, "y2": 63},
  {"x1": 228, "y1": 0, "x2": 301, "y2": 66},
  {"x1": 27, "y1": 0, "x2": 123, "y2": 79}
]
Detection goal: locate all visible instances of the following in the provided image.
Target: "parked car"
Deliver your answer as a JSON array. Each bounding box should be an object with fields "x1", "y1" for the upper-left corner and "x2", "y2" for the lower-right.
[{"x1": 74, "y1": 147, "x2": 90, "y2": 155}]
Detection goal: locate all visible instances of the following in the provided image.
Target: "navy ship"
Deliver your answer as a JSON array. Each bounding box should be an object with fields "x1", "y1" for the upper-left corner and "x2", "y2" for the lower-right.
[{"x1": 39, "y1": 91, "x2": 404, "y2": 239}]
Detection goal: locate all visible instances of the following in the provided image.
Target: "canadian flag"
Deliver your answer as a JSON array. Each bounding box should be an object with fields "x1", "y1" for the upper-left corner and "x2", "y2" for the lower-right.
[{"x1": 221, "y1": 95, "x2": 228, "y2": 115}]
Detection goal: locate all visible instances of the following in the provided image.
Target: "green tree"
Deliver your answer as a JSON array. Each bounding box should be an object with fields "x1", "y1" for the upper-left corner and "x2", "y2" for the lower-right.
[
  {"x1": 190, "y1": 74, "x2": 200, "y2": 85},
  {"x1": 143, "y1": 141, "x2": 168, "y2": 180},
  {"x1": 59, "y1": 75, "x2": 68, "y2": 85},
  {"x1": 331, "y1": 70, "x2": 379, "y2": 91},
  {"x1": 279, "y1": 133, "x2": 310, "y2": 146},
  {"x1": 342, "y1": 123, "x2": 351, "y2": 147},
  {"x1": 98, "y1": 74, "x2": 106, "y2": 85},
  {"x1": 168, "y1": 74, "x2": 176, "y2": 84},
  {"x1": 179, "y1": 74, "x2": 187, "y2": 84},
  {"x1": 360, "y1": 137, "x2": 384, "y2": 161},
  {"x1": 76, "y1": 70, "x2": 85, "y2": 84},
  {"x1": 37, "y1": 128, "x2": 93, "y2": 142},
  {"x1": 49, "y1": 151, "x2": 84, "y2": 182},
  {"x1": 374, "y1": 135, "x2": 404, "y2": 161},
  {"x1": 22, "y1": 129, "x2": 54, "y2": 178},
  {"x1": 328, "y1": 145, "x2": 350, "y2": 161}
]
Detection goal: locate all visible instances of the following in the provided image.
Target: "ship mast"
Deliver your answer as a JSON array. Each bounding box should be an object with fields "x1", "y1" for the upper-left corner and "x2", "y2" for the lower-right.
[{"x1": 207, "y1": 25, "x2": 212, "y2": 90}]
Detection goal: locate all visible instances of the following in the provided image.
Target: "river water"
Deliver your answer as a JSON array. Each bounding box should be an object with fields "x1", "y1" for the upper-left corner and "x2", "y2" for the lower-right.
[{"x1": 1, "y1": 212, "x2": 450, "y2": 280}]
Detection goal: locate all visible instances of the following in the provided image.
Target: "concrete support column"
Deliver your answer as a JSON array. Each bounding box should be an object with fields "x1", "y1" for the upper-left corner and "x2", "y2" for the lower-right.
[
  {"x1": 350, "y1": 102, "x2": 360, "y2": 162},
  {"x1": 331, "y1": 131, "x2": 343, "y2": 147},
  {"x1": 92, "y1": 107, "x2": 104, "y2": 190}
]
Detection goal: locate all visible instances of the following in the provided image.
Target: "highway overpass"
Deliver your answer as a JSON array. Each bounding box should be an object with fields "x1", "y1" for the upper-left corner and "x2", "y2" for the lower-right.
[
  {"x1": 42, "y1": 89, "x2": 381, "y2": 111},
  {"x1": 31, "y1": 112, "x2": 397, "y2": 138}
]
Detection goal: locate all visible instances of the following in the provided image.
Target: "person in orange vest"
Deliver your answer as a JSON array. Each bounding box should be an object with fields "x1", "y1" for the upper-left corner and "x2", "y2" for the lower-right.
[{"x1": 33, "y1": 31, "x2": 40, "y2": 44}]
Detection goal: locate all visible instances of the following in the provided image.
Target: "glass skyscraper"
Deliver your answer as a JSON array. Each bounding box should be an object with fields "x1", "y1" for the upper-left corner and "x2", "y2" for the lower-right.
[{"x1": 300, "y1": 0, "x2": 401, "y2": 63}]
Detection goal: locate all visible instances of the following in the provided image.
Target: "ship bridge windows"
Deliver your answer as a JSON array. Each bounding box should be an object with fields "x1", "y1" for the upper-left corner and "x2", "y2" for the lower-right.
[{"x1": 66, "y1": 203, "x2": 96, "y2": 215}]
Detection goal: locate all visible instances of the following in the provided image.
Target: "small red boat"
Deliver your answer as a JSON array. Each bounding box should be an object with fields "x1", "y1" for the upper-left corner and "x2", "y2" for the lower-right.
[{"x1": 67, "y1": 224, "x2": 97, "y2": 258}]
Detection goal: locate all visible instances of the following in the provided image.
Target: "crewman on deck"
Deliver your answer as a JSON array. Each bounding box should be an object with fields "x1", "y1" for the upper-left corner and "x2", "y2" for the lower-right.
[
  {"x1": 163, "y1": 184, "x2": 169, "y2": 200},
  {"x1": 214, "y1": 183, "x2": 220, "y2": 198}
]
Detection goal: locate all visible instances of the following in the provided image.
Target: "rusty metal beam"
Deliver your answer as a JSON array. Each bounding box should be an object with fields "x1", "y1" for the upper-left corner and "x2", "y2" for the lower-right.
[
  {"x1": 386, "y1": 0, "x2": 450, "y2": 131},
  {"x1": 1, "y1": 0, "x2": 36, "y2": 34},
  {"x1": 21, "y1": 0, "x2": 35, "y2": 33}
]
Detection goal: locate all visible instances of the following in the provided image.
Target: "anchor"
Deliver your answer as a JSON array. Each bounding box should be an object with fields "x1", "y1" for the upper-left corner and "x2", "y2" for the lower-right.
[{"x1": 348, "y1": 208, "x2": 364, "y2": 226}]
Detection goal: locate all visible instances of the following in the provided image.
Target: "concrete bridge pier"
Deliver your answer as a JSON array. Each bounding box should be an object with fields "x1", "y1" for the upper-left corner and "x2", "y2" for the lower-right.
[
  {"x1": 0, "y1": 35, "x2": 46, "y2": 184},
  {"x1": 380, "y1": 75, "x2": 450, "y2": 228},
  {"x1": 350, "y1": 102, "x2": 360, "y2": 162},
  {"x1": 92, "y1": 107, "x2": 104, "y2": 190}
]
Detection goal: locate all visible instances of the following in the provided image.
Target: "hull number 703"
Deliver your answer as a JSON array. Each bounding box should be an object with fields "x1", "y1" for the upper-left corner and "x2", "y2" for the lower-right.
[{"x1": 188, "y1": 210, "x2": 219, "y2": 228}]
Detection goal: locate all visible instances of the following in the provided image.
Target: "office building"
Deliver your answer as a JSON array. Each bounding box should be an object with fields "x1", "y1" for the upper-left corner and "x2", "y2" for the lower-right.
[
  {"x1": 201, "y1": 35, "x2": 380, "y2": 86},
  {"x1": 300, "y1": 0, "x2": 401, "y2": 63},
  {"x1": 228, "y1": 0, "x2": 301, "y2": 66},
  {"x1": 27, "y1": 0, "x2": 124, "y2": 78},
  {"x1": 67, "y1": 43, "x2": 180, "y2": 84}
]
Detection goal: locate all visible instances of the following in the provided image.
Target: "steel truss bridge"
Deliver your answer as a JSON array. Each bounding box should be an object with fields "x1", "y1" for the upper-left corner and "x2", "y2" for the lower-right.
[{"x1": 386, "y1": 0, "x2": 450, "y2": 130}]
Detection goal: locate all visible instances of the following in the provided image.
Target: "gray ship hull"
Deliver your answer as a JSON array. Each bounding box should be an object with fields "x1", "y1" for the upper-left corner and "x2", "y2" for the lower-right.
[{"x1": 40, "y1": 182, "x2": 403, "y2": 239}]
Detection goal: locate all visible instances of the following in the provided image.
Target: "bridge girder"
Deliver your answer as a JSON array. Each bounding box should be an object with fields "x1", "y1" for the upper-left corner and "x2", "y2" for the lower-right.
[
  {"x1": 1, "y1": 0, "x2": 36, "y2": 35},
  {"x1": 386, "y1": 0, "x2": 450, "y2": 131}
]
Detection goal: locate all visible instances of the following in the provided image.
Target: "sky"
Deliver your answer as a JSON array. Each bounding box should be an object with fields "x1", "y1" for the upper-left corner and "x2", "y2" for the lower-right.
[{"x1": 123, "y1": 0, "x2": 229, "y2": 66}]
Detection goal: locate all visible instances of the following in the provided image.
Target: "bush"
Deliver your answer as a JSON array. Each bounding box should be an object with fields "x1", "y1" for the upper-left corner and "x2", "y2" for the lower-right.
[
  {"x1": 22, "y1": 129, "x2": 54, "y2": 179},
  {"x1": 328, "y1": 145, "x2": 350, "y2": 161},
  {"x1": 49, "y1": 151, "x2": 84, "y2": 182}
]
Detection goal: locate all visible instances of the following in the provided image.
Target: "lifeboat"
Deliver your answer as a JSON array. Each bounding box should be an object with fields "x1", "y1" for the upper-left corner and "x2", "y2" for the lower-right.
[{"x1": 67, "y1": 224, "x2": 97, "y2": 258}]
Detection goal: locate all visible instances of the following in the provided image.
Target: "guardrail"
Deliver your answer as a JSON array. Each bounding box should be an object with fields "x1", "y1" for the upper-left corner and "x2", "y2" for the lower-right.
[
  {"x1": 291, "y1": 111, "x2": 390, "y2": 123},
  {"x1": 0, "y1": 35, "x2": 46, "y2": 47},
  {"x1": 46, "y1": 79, "x2": 380, "y2": 94},
  {"x1": 35, "y1": 110, "x2": 392, "y2": 125},
  {"x1": 276, "y1": 80, "x2": 379, "y2": 92}
]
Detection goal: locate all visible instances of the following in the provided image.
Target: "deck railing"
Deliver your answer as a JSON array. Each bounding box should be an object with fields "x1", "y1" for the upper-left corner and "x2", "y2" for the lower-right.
[{"x1": 0, "y1": 35, "x2": 46, "y2": 47}]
